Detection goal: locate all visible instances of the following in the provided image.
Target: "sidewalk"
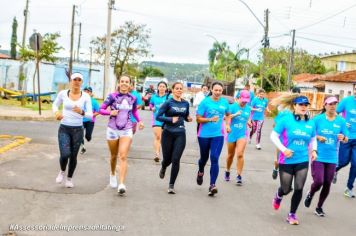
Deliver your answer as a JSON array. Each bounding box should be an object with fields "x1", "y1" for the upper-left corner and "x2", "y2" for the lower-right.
[{"x1": 0, "y1": 105, "x2": 54, "y2": 121}]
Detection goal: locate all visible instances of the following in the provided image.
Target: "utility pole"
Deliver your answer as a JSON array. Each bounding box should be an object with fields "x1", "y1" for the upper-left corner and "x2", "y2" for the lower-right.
[
  {"x1": 89, "y1": 47, "x2": 93, "y2": 86},
  {"x1": 103, "y1": 0, "x2": 115, "y2": 99},
  {"x1": 76, "y1": 22, "x2": 81, "y2": 61},
  {"x1": 69, "y1": 5, "x2": 76, "y2": 76},
  {"x1": 287, "y1": 29, "x2": 296, "y2": 90},
  {"x1": 261, "y1": 8, "x2": 269, "y2": 89},
  {"x1": 19, "y1": 0, "x2": 29, "y2": 91}
]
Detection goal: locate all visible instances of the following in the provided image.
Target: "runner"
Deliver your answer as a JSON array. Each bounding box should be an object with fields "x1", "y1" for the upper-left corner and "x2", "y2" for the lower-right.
[
  {"x1": 249, "y1": 88, "x2": 270, "y2": 150},
  {"x1": 193, "y1": 84, "x2": 209, "y2": 133},
  {"x1": 149, "y1": 81, "x2": 169, "y2": 162},
  {"x1": 129, "y1": 81, "x2": 143, "y2": 134},
  {"x1": 196, "y1": 81, "x2": 231, "y2": 196},
  {"x1": 53, "y1": 72, "x2": 93, "y2": 188},
  {"x1": 156, "y1": 82, "x2": 192, "y2": 194},
  {"x1": 334, "y1": 84, "x2": 356, "y2": 198},
  {"x1": 99, "y1": 75, "x2": 144, "y2": 195},
  {"x1": 304, "y1": 96, "x2": 348, "y2": 216},
  {"x1": 270, "y1": 94, "x2": 317, "y2": 225},
  {"x1": 224, "y1": 90, "x2": 251, "y2": 186},
  {"x1": 80, "y1": 86, "x2": 100, "y2": 154}
]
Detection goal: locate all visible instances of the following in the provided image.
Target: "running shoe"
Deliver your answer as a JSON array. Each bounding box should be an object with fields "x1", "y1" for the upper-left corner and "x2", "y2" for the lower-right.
[
  {"x1": 272, "y1": 168, "x2": 278, "y2": 180},
  {"x1": 110, "y1": 175, "x2": 118, "y2": 188},
  {"x1": 236, "y1": 175, "x2": 243, "y2": 186},
  {"x1": 159, "y1": 167, "x2": 166, "y2": 179},
  {"x1": 154, "y1": 153, "x2": 160, "y2": 163},
  {"x1": 118, "y1": 184, "x2": 126, "y2": 195},
  {"x1": 304, "y1": 191, "x2": 313, "y2": 208},
  {"x1": 286, "y1": 213, "x2": 299, "y2": 225},
  {"x1": 55, "y1": 171, "x2": 65, "y2": 184},
  {"x1": 273, "y1": 193, "x2": 283, "y2": 210},
  {"x1": 332, "y1": 171, "x2": 338, "y2": 184},
  {"x1": 344, "y1": 188, "x2": 355, "y2": 198},
  {"x1": 80, "y1": 145, "x2": 86, "y2": 154},
  {"x1": 224, "y1": 171, "x2": 230, "y2": 182},
  {"x1": 315, "y1": 207, "x2": 325, "y2": 217},
  {"x1": 208, "y1": 185, "x2": 218, "y2": 196},
  {"x1": 196, "y1": 171, "x2": 204, "y2": 185},
  {"x1": 65, "y1": 178, "x2": 74, "y2": 188},
  {"x1": 168, "y1": 184, "x2": 176, "y2": 194},
  {"x1": 256, "y1": 144, "x2": 261, "y2": 150}
]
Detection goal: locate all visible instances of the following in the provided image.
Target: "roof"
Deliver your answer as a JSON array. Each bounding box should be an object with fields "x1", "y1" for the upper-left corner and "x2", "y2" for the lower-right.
[{"x1": 293, "y1": 70, "x2": 356, "y2": 83}]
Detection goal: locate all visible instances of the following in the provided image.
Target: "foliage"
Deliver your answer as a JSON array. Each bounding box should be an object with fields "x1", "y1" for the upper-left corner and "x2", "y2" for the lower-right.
[
  {"x1": 91, "y1": 21, "x2": 151, "y2": 79},
  {"x1": 19, "y1": 32, "x2": 63, "y2": 63},
  {"x1": 139, "y1": 66, "x2": 164, "y2": 78},
  {"x1": 10, "y1": 17, "x2": 18, "y2": 59}
]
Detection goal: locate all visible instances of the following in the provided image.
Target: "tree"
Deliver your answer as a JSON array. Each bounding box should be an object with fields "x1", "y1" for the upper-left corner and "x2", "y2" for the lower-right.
[
  {"x1": 10, "y1": 17, "x2": 18, "y2": 59},
  {"x1": 91, "y1": 21, "x2": 151, "y2": 79},
  {"x1": 139, "y1": 66, "x2": 164, "y2": 78}
]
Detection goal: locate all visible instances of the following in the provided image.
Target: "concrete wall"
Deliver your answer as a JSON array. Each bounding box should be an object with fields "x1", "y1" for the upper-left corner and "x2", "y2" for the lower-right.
[{"x1": 324, "y1": 81, "x2": 353, "y2": 98}]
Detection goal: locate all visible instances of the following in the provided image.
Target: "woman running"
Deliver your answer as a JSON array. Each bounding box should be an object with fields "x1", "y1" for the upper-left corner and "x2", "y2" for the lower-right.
[
  {"x1": 156, "y1": 82, "x2": 192, "y2": 194},
  {"x1": 249, "y1": 88, "x2": 270, "y2": 150},
  {"x1": 304, "y1": 96, "x2": 348, "y2": 216},
  {"x1": 196, "y1": 81, "x2": 231, "y2": 196},
  {"x1": 53, "y1": 72, "x2": 93, "y2": 188},
  {"x1": 224, "y1": 90, "x2": 251, "y2": 185},
  {"x1": 270, "y1": 94, "x2": 317, "y2": 225},
  {"x1": 99, "y1": 75, "x2": 144, "y2": 195},
  {"x1": 149, "y1": 81, "x2": 169, "y2": 162}
]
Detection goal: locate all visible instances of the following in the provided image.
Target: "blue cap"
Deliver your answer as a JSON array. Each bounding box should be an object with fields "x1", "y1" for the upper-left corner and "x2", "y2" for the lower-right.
[
  {"x1": 84, "y1": 86, "x2": 93, "y2": 92},
  {"x1": 293, "y1": 96, "x2": 310, "y2": 105}
]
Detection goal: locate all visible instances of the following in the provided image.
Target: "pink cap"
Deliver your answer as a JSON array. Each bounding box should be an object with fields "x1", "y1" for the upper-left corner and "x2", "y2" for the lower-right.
[
  {"x1": 324, "y1": 96, "x2": 338, "y2": 105},
  {"x1": 239, "y1": 90, "x2": 250, "y2": 102}
]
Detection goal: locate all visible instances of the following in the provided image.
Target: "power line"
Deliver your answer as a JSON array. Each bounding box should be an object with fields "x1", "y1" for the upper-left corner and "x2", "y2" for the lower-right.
[
  {"x1": 296, "y1": 36, "x2": 356, "y2": 49},
  {"x1": 296, "y1": 2, "x2": 356, "y2": 31}
]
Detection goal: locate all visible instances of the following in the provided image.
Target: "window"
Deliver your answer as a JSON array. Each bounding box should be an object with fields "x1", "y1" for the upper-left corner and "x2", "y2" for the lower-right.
[
  {"x1": 328, "y1": 89, "x2": 333, "y2": 94},
  {"x1": 337, "y1": 61, "x2": 346, "y2": 72},
  {"x1": 340, "y1": 90, "x2": 344, "y2": 99},
  {"x1": 348, "y1": 91, "x2": 352, "y2": 96}
]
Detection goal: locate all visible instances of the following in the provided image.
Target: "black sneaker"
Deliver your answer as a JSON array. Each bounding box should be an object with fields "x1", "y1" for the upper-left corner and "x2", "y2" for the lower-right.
[
  {"x1": 304, "y1": 192, "x2": 313, "y2": 208},
  {"x1": 332, "y1": 172, "x2": 337, "y2": 184},
  {"x1": 315, "y1": 207, "x2": 325, "y2": 217},
  {"x1": 208, "y1": 185, "x2": 218, "y2": 196},
  {"x1": 196, "y1": 171, "x2": 204, "y2": 185},
  {"x1": 159, "y1": 167, "x2": 166, "y2": 179},
  {"x1": 272, "y1": 169, "x2": 278, "y2": 180},
  {"x1": 80, "y1": 146, "x2": 86, "y2": 154}
]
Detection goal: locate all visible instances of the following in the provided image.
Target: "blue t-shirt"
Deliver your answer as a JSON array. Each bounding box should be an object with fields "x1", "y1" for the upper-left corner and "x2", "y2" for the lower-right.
[
  {"x1": 251, "y1": 97, "x2": 268, "y2": 121},
  {"x1": 150, "y1": 93, "x2": 169, "y2": 126},
  {"x1": 336, "y1": 96, "x2": 356, "y2": 139},
  {"x1": 130, "y1": 90, "x2": 143, "y2": 123},
  {"x1": 197, "y1": 96, "x2": 230, "y2": 138},
  {"x1": 313, "y1": 113, "x2": 348, "y2": 164},
  {"x1": 274, "y1": 114, "x2": 316, "y2": 164},
  {"x1": 83, "y1": 97, "x2": 100, "y2": 123},
  {"x1": 228, "y1": 103, "x2": 251, "y2": 143}
]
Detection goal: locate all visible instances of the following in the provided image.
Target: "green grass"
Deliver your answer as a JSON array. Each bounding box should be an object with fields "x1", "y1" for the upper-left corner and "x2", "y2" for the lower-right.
[{"x1": 0, "y1": 97, "x2": 52, "y2": 111}]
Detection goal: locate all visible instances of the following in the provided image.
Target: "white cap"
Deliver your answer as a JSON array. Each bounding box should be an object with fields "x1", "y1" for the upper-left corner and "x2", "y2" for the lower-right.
[{"x1": 70, "y1": 72, "x2": 83, "y2": 80}]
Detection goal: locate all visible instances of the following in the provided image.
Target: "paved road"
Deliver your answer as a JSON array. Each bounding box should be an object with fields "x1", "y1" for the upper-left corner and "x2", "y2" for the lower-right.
[{"x1": 0, "y1": 110, "x2": 355, "y2": 235}]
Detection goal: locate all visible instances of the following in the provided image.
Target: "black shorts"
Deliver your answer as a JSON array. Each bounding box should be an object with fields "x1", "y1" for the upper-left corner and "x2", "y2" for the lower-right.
[{"x1": 279, "y1": 162, "x2": 309, "y2": 175}]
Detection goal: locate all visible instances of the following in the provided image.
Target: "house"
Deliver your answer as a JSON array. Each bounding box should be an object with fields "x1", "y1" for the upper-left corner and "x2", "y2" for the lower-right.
[
  {"x1": 293, "y1": 70, "x2": 356, "y2": 99},
  {"x1": 319, "y1": 51, "x2": 356, "y2": 72}
]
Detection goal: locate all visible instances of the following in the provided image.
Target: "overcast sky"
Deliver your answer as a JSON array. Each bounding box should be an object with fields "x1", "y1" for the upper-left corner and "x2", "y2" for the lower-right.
[{"x1": 1, "y1": 0, "x2": 356, "y2": 63}]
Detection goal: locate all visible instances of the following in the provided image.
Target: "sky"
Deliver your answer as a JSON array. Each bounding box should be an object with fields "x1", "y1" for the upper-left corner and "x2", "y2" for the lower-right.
[{"x1": 1, "y1": 0, "x2": 356, "y2": 64}]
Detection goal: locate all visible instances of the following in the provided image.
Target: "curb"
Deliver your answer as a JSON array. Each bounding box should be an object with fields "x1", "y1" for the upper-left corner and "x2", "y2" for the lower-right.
[{"x1": 0, "y1": 115, "x2": 54, "y2": 121}]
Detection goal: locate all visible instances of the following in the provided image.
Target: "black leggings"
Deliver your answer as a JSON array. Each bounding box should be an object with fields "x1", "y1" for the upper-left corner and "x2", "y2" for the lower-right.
[
  {"x1": 82, "y1": 121, "x2": 95, "y2": 144},
  {"x1": 161, "y1": 129, "x2": 186, "y2": 186},
  {"x1": 278, "y1": 162, "x2": 309, "y2": 214},
  {"x1": 58, "y1": 124, "x2": 83, "y2": 178}
]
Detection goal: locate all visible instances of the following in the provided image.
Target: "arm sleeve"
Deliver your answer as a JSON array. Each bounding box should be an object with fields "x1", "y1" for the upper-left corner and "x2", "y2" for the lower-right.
[
  {"x1": 99, "y1": 94, "x2": 112, "y2": 116},
  {"x1": 93, "y1": 100, "x2": 100, "y2": 113},
  {"x1": 52, "y1": 91, "x2": 63, "y2": 113},
  {"x1": 83, "y1": 95, "x2": 93, "y2": 119},
  {"x1": 311, "y1": 136, "x2": 317, "y2": 151},
  {"x1": 131, "y1": 99, "x2": 141, "y2": 122},
  {"x1": 342, "y1": 118, "x2": 349, "y2": 137},
  {"x1": 270, "y1": 130, "x2": 287, "y2": 153},
  {"x1": 156, "y1": 100, "x2": 173, "y2": 123},
  {"x1": 336, "y1": 99, "x2": 345, "y2": 114},
  {"x1": 196, "y1": 99, "x2": 206, "y2": 116}
]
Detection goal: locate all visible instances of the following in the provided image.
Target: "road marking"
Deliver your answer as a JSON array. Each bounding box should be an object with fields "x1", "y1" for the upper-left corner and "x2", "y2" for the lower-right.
[{"x1": 0, "y1": 135, "x2": 32, "y2": 154}]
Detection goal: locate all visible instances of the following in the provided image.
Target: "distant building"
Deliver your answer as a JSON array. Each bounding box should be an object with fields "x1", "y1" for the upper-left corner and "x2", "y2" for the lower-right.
[
  {"x1": 320, "y1": 51, "x2": 356, "y2": 72},
  {"x1": 293, "y1": 70, "x2": 356, "y2": 99}
]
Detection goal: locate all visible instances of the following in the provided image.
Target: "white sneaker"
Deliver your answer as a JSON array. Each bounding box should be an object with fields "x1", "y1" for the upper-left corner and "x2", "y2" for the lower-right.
[
  {"x1": 344, "y1": 188, "x2": 355, "y2": 198},
  {"x1": 118, "y1": 184, "x2": 126, "y2": 195},
  {"x1": 56, "y1": 171, "x2": 65, "y2": 184},
  {"x1": 65, "y1": 178, "x2": 74, "y2": 188},
  {"x1": 256, "y1": 144, "x2": 261, "y2": 150},
  {"x1": 110, "y1": 175, "x2": 118, "y2": 188}
]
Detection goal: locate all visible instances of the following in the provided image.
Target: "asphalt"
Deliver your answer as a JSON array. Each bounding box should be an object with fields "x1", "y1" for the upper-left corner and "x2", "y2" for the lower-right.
[{"x1": 0, "y1": 108, "x2": 355, "y2": 236}]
